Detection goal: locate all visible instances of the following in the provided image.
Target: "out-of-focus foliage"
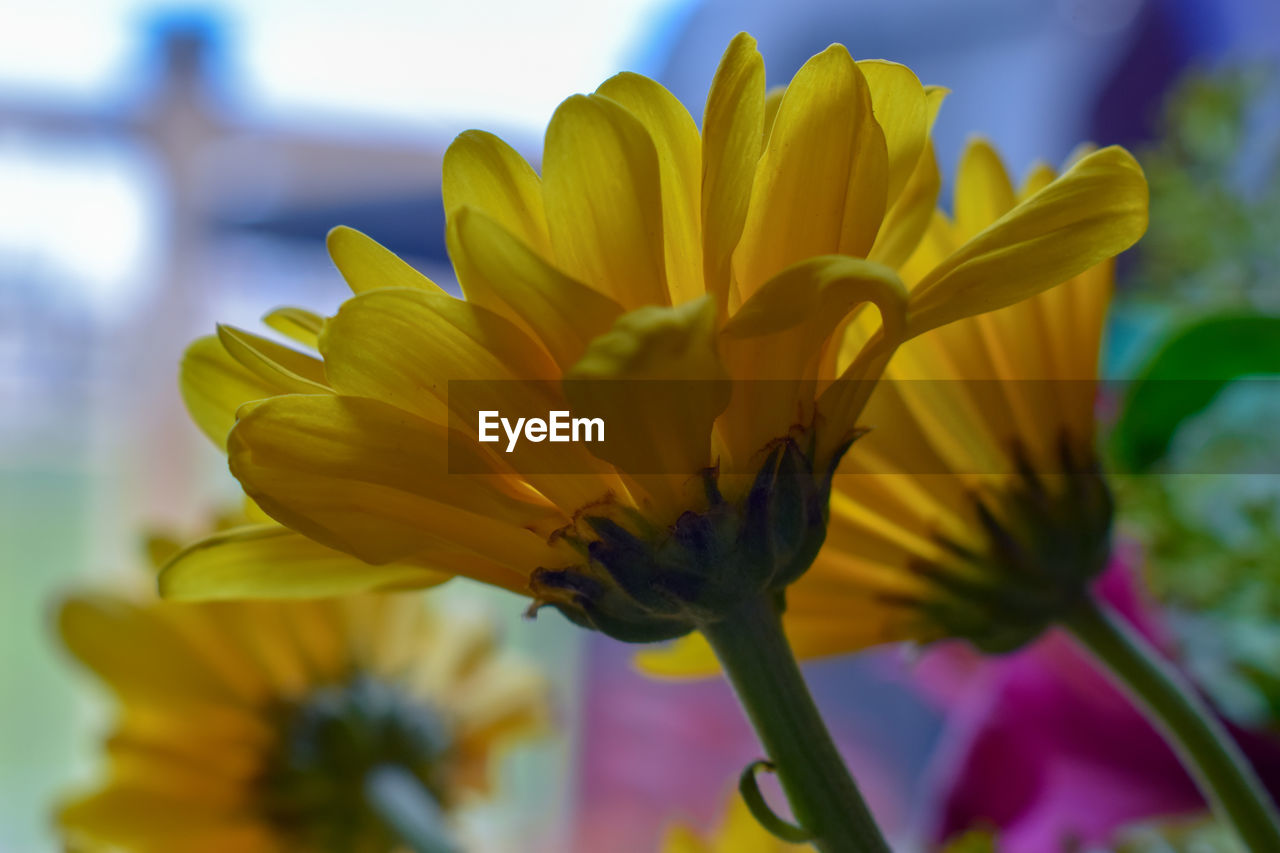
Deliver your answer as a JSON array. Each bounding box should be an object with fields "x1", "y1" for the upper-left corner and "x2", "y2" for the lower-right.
[
  {"x1": 1112, "y1": 314, "x2": 1280, "y2": 473},
  {"x1": 1113, "y1": 65, "x2": 1280, "y2": 729},
  {"x1": 1113, "y1": 816, "x2": 1244, "y2": 853},
  {"x1": 1122, "y1": 375, "x2": 1280, "y2": 615},
  {"x1": 1124, "y1": 66, "x2": 1280, "y2": 312}
]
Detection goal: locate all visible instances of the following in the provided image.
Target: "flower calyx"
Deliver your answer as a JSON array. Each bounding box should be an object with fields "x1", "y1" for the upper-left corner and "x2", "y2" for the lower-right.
[{"x1": 529, "y1": 433, "x2": 861, "y2": 643}]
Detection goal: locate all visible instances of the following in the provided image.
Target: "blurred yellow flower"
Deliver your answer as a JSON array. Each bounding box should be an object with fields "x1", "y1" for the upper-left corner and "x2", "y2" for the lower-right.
[
  {"x1": 56, "y1": 589, "x2": 547, "y2": 852},
  {"x1": 661, "y1": 795, "x2": 806, "y2": 853},
  {"x1": 165, "y1": 33, "x2": 1145, "y2": 643},
  {"x1": 642, "y1": 141, "x2": 1121, "y2": 673}
]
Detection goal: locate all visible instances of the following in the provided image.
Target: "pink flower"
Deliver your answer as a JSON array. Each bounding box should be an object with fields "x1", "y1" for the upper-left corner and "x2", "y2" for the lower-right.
[{"x1": 912, "y1": 548, "x2": 1280, "y2": 849}]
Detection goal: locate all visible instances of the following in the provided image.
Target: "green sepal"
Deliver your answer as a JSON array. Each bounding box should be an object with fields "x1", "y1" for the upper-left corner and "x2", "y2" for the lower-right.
[{"x1": 529, "y1": 434, "x2": 864, "y2": 644}]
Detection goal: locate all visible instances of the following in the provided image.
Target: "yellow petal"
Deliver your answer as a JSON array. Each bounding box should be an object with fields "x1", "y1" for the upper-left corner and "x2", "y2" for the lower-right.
[
  {"x1": 762, "y1": 84, "x2": 786, "y2": 144},
  {"x1": 597, "y1": 71, "x2": 703, "y2": 305},
  {"x1": 59, "y1": 789, "x2": 276, "y2": 853},
  {"x1": 700, "y1": 32, "x2": 765, "y2": 312},
  {"x1": 924, "y1": 84, "x2": 949, "y2": 127},
  {"x1": 319, "y1": 287, "x2": 620, "y2": 511},
  {"x1": 159, "y1": 524, "x2": 446, "y2": 601},
  {"x1": 261, "y1": 306, "x2": 323, "y2": 350},
  {"x1": 952, "y1": 138, "x2": 1017, "y2": 242},
  {"x1": 718, "y1": 790, "x2": 807, "y2": 851},
  {"x1": 637, "y1": 582, "x2": 924, "y2": 674},
  {"x1": 441, "y1": 129, "x2": 550, "y2": 256},
  {"x1": 635, "y1": 632, "x2": 719, "y2": 677},
  {"x1": 227, "y1": 393, "x2": 555, "y2": 583},
  {"x1": 242, "y1": 496, "x2": 273, "y2": 525},
  {"x1": 857, "y1": 59, "x2": 927, "y2": 206},
  {"x1": 866, "y1": 78, "x2": 946, "y2": 272},
  {"x1": 59, "y1": 594, "x2": 245, "y2": 706},
  {"x1": 905, "y1": 145, "x2": 1147, "y2": 338},
  {"x1": 326, "y1": 225, "x2": 445, "y2": 294},
  {"x1": 320, "y1": 287, "x2": 560, "y2": 424},
  {"x1": 868, "y1": 139, "x2": 941, "y2": 268},
  {"x1": 897, "y1": 209, "x2": 957, "y2": 288},
  {"x1": 733, "y1": 45, "x2": 889, "y2": 304},
  {"x1": 781, "y1": 587, "x2": 928, "y2": 658},
  {"x1": 98, "y1": 713, "x2": 269, "y2": 801},
  {"x1": 1018, "y1": 160, "x2": 1057, "y2": 200},
  {"x1": 542, "y1": 93, "x2": 669, "y2": 309},
  {"x1": 180, "y1": 336, "x2": 286, "y2": 449},
  {"x1": 719, "y1": 255, "x2": 908, "y2": 468},
  {"x1": 215, "y1": 324, "x2": 329, "y2": 394},
  {"x1": 447, "y1": 206, "x2": 623, "y2": 370},
  {"x1": 723, "y1": 256, "x2": 907, "y2": 340},
  {"x1": 660, "y1": 824, "x2": 710, "y2": 853},
  {"x1": 564, "y1": 295, "x2": 729, "y2": 515}
]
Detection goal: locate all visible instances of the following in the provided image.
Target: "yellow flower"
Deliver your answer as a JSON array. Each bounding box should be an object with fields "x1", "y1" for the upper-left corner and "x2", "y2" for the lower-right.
[
  {"x1": 174, "y1": 327, "x2": 455, "y2": 600},
  {"x1": 164, "y1": 34, "x2": 1146, "y2": 642},
  {"x1": 661, "y1": 795, "x2": 805, "y2": 853},
  {"x1": 642, "y1": 141, "x2": 1122, "y2": 674},
  {"x1": 57, "y1": 589, "x2": 547, "y2": 852}
]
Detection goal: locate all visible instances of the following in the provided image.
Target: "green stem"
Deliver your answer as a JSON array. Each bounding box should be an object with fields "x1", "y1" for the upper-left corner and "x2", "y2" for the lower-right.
[
  {"x1": 363, "y1": 764, "x2": 461, "y2": 853},
  {"x1": 700, "y1": 595, "x2": 891, "y2": 853},
  {"x1": 1064, "y1": 595, "x2": 1280, "y2": 851}
]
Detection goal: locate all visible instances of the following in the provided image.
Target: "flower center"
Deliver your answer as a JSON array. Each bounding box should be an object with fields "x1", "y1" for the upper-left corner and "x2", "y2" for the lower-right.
[
  {"x1": 260, "y1": 674, "x2": 453, "y2": 852},
  {"x1": 906, "y1": 435, "x2": 1114, "y2": 652}
]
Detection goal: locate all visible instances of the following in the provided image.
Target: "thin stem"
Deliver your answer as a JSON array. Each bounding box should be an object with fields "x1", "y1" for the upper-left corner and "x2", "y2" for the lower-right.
[
  {"x1": 700, "y1": 595, "x2": 891, "y2": 853},
  {"x1": 1064, "y1": 595, "x2": 1280, "y2": 852},
  {"x1": 363, "y1": 764, "x2": 461, "y2": 853}
]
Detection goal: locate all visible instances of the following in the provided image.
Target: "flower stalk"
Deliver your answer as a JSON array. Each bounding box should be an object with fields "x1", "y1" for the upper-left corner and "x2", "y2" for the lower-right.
[
  {"x1": 1063, "y1": 595, "x2": 1280, "y2": 852},
  {"x1": 701, "y1": 595, "x2": 891, "y2": 853},
  {"x1": 363, "y1": 764, "x2": 461, "y2": 853}
]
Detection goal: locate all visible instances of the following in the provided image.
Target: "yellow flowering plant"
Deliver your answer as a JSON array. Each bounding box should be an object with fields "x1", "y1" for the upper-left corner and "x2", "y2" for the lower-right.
[
  {"x1": 644, "y1": 141, "x2": 1280, "y2": 850},
  {"x1": 56, "y1": 581, "x2": 547, "y2": 853},
  {"x1": 161, "y1": 33, "x2": 1150, "y2": 851}
]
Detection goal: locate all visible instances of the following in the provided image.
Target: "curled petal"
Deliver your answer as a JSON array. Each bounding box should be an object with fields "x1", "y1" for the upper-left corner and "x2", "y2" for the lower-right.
[{"x1": 906, "y1": 145, "x2": 1147, "y2": 339}]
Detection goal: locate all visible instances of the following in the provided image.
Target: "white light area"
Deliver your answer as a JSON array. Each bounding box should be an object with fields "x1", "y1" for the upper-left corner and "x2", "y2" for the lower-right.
[
  {"x1": 0, "y1": 136, "x2": 156, "y2": 315},
  {"x1": 218, "y1": 0, "x2": 682, "y2": 130},
  {"x1": 0, "y1": 1, "x2": 146, "y2": 95},
  {"x1": 1, "y1": 1, "x2": 683, "y2": 130}
]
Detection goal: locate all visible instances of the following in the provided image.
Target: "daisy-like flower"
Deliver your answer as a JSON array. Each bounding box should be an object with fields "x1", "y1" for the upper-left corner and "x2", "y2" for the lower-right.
[
  {"x1": 163, "y1": 34, "x2": 1145, "y2": 646},
  {"x1": 56, "y1": 588, "x2": 547, "y2": 852},
  {"x1": 662, "y1": 794, "x2": 805, "y2": 853},
  {"x1": 642, "y1": 139, "x2": 1121, "y2": 671}
]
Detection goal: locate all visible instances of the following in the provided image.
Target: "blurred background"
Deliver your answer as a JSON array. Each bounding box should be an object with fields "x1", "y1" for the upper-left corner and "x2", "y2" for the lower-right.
[{"x1": 2, "y1": 0, "x2": 1278, "y2": 850}]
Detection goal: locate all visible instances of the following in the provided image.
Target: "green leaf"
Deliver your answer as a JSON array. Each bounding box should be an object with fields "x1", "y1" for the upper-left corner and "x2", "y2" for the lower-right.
[{"x1": 1112, "y1": 313, "x2": 1280, "y2": 472}]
